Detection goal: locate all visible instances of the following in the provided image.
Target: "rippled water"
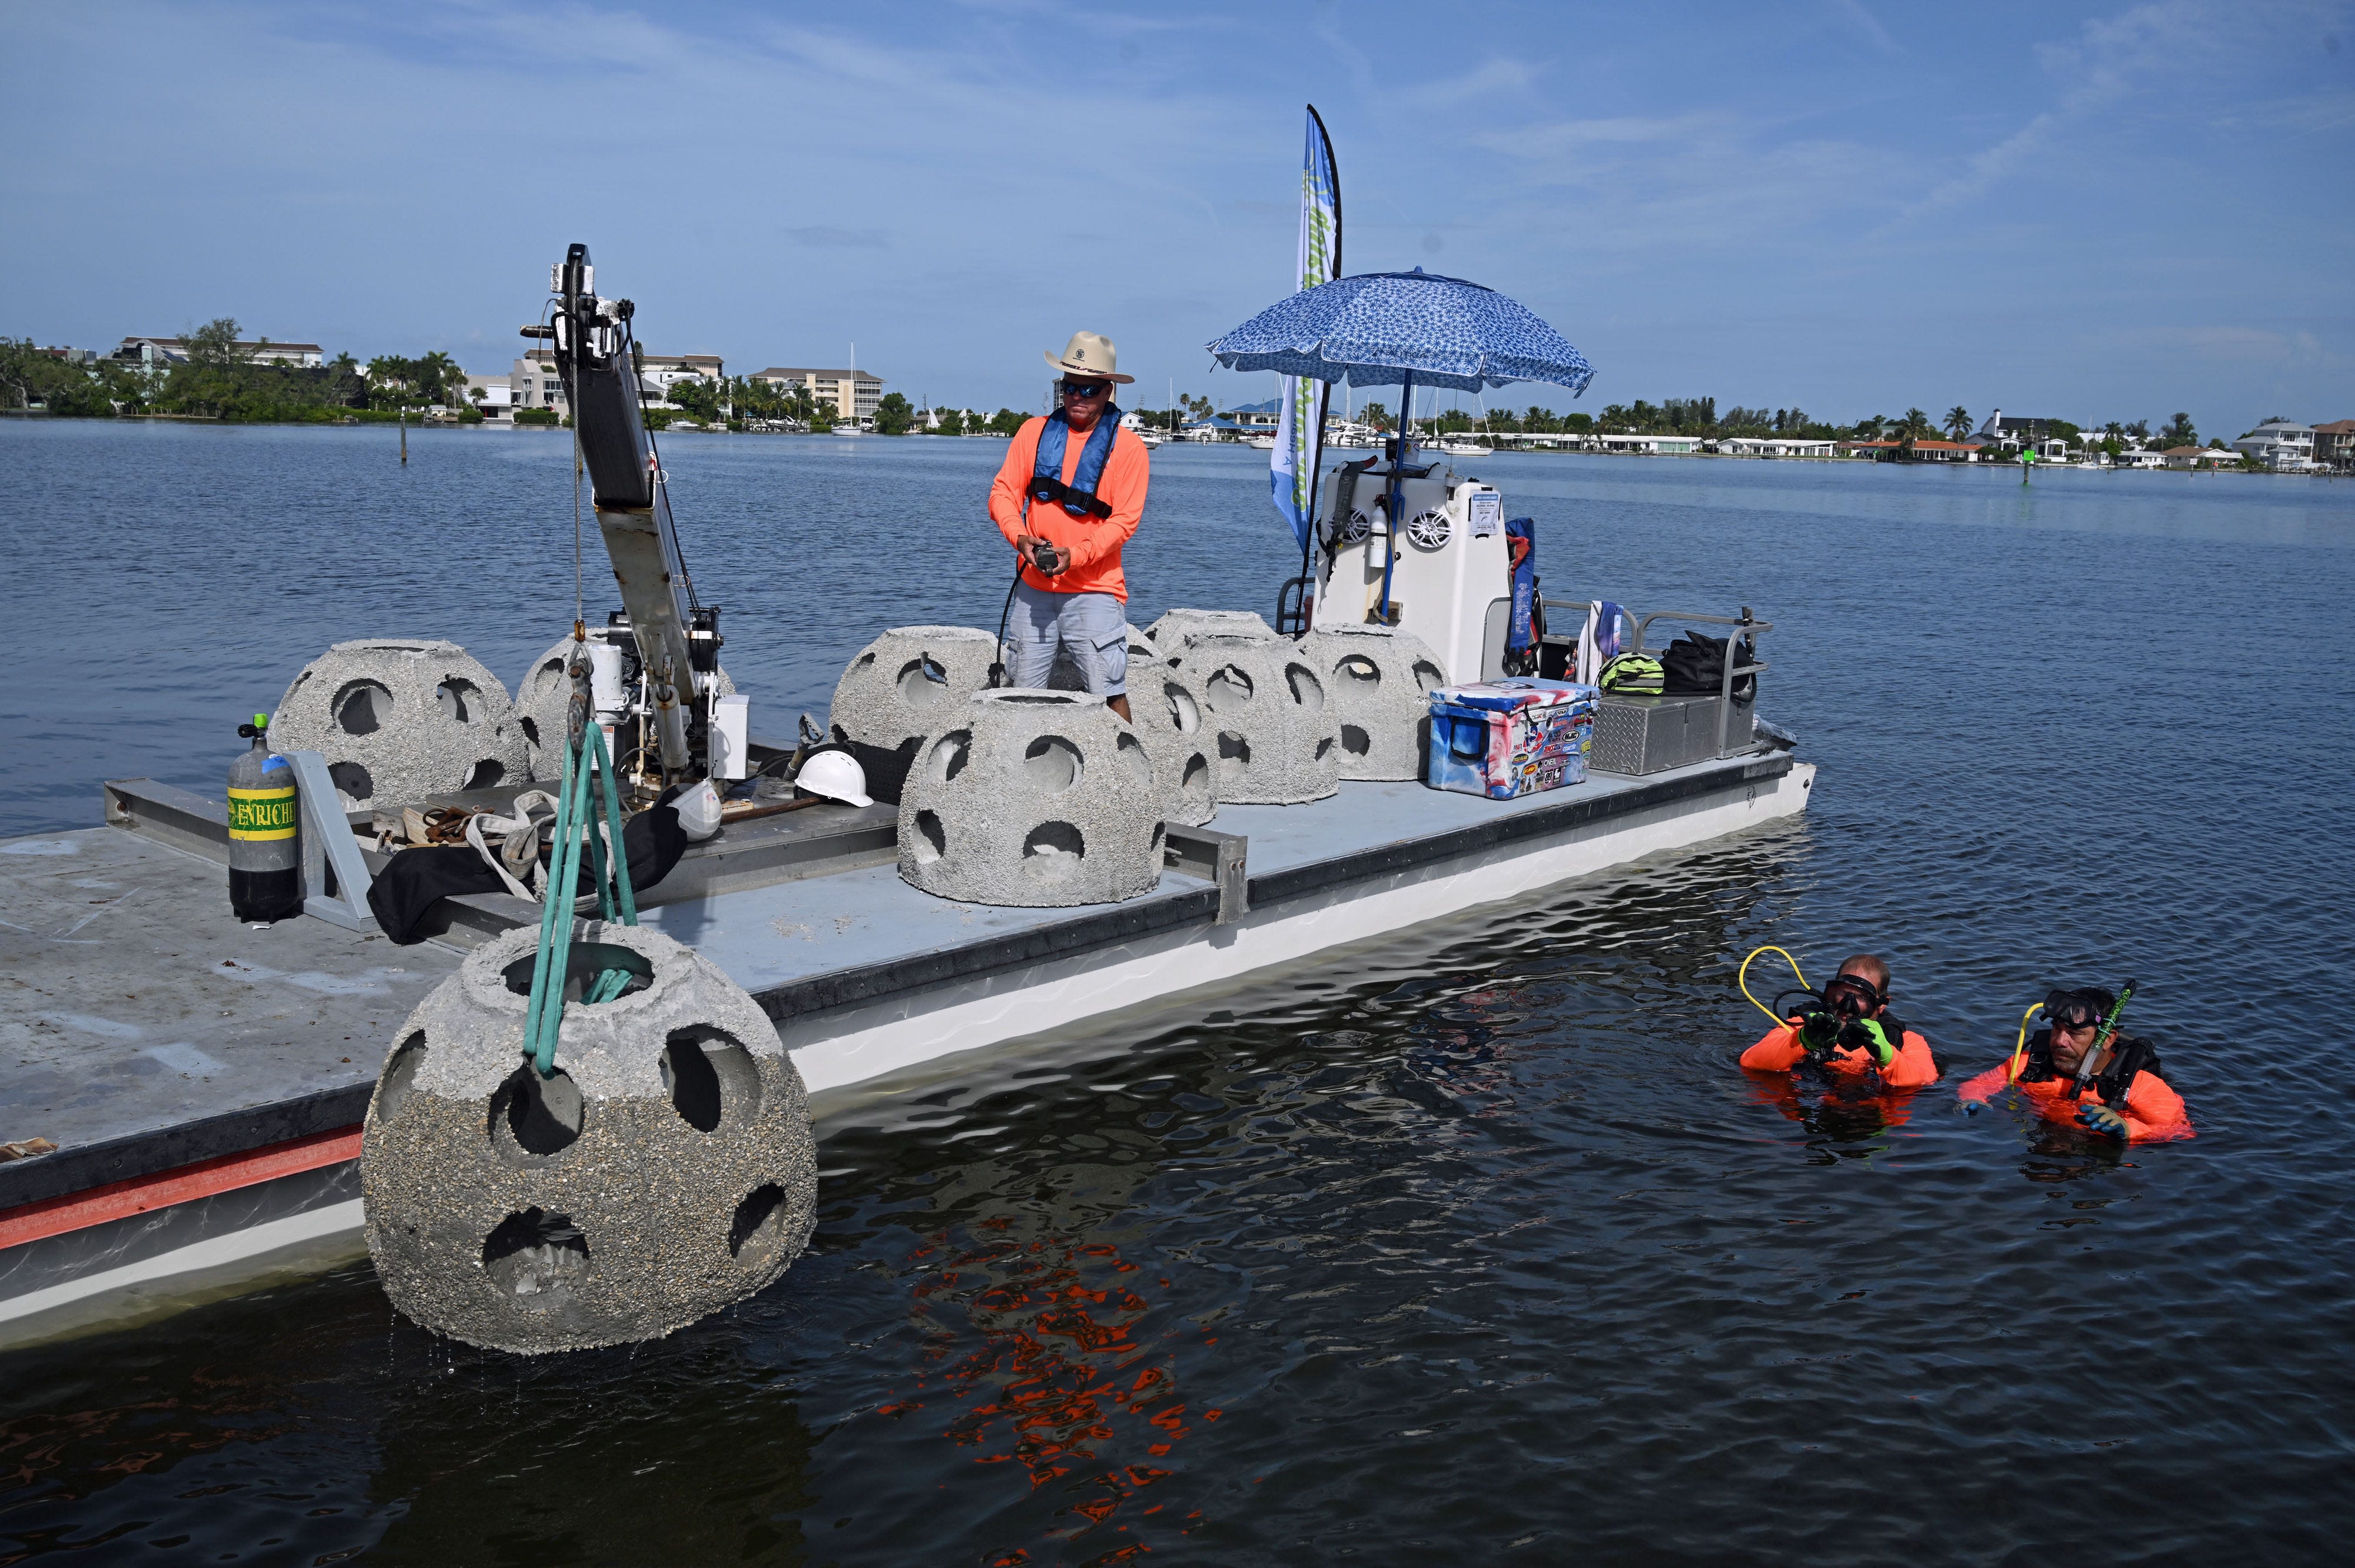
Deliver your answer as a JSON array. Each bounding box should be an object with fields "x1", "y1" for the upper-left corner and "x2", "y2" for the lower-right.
[{"x1": 3, "y1": 421, "x2": 2353, "y2": 1562}]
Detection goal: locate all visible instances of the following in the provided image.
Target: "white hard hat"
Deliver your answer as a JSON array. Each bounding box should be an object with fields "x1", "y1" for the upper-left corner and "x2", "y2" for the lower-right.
[
  {"x1": 794, "y1": 748, "x2": 873, "y2": 808},
  {"x1": 674, "y1": 778, "x2": 724, "y2": 842}
]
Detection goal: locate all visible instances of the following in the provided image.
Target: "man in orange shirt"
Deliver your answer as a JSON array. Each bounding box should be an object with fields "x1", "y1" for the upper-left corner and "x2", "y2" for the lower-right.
[{"x1": 989, "y1": 331, "x2": 1151, "y2": 722}]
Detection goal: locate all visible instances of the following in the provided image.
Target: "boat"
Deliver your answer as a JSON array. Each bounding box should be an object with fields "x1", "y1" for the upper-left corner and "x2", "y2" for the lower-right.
[
  {"x1": 2, "y1": 645, "x2": 1806, "y2": 1345},
  {"x1": 1246, "y1": 433, "x2": 1276, "y2": 450},
  {"x1": 1437, "y1": 439, "x2": 1492, "y2": 457}
]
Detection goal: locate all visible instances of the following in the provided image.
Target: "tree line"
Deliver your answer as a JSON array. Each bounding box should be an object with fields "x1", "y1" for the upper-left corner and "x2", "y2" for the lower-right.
[{"x1": 0, "y1": 319, "x2": 482, "y2": 423}]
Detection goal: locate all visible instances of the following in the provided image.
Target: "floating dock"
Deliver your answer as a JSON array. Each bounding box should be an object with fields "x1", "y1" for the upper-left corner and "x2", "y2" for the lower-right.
[{"x1": 0, "y1": 738, "x2": 1811, "y2": 1344}]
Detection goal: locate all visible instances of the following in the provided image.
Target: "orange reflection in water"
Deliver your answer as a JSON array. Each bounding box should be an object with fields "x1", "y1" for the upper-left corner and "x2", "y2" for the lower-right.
[{"x1": 878, "y1": 1221, "x2": 1219, "y2": 1554}]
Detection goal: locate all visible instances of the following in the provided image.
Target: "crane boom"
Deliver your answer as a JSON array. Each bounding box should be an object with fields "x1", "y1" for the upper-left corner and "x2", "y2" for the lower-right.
[{"x1": 536, "y1": 243, "x2": 706, "y2": 778}]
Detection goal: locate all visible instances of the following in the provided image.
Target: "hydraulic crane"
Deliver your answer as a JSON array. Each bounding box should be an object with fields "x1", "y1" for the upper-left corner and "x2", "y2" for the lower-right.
[{"x1": 521, "y1": 243, "x2": 729, "y2": 796}]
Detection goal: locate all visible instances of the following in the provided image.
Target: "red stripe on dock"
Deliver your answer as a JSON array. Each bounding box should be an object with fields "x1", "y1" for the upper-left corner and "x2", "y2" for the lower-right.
[{"x1": 0, "y1": 1127, "x2": 364, "y2": 1251}]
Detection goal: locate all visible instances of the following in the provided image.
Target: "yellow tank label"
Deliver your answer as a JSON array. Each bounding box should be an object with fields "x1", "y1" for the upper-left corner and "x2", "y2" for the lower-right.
[{"x1": 227, "y1": 786, "x2": 298, "y2": 841}]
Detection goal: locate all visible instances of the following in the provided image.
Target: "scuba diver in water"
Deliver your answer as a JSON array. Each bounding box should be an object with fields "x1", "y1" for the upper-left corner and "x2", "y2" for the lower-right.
[
  {"x1": 1740, "y1": 955, "x2": 1941, "y2": 1088},
  {"x1": 1955, "y1": 986, "x2": 2193, "y2": 1142}
]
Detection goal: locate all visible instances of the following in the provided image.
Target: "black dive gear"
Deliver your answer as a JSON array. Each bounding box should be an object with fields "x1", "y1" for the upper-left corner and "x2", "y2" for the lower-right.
[
  {"x1": 1823, "y1": 972, "x2": 1886, "y2": 1019},
  {"x1": 2017, "y1": 1028, "x2": 2163, "y2": 1106}
]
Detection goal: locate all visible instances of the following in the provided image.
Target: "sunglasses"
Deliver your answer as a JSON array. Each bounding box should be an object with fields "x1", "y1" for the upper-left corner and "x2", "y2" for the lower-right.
[{"x1": 1060, "y1": 380, "x2": 1111, "y2": 400}]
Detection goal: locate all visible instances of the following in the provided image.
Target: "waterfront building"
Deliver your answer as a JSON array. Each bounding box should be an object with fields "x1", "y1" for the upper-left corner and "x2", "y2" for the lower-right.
[
  {"x1": 2231, "y1": 421, "x2": 2317, "y2": 471},
  {"x1": 1594, "y1": 432, "x2": 1703, "y2": 455},
  {"x1": 2163, "y1": 446, "x2": 2233, "y2": 470},
  {"x1": 2312, "y1": 419, "x2": 2355, "y2": 471},
  {"x1": 2115, "y1": 448, "x2": 2166, "y2": 470},
  {"x1": 465, "y1": 373, "x2": 514, "y2": 423},
  {"x1": 1836, "y1": 438, "x2": 1986, "y2": 462},
  {"x1": 111, "y1": 335, "x2": 323, "y2": 369},
  {"x1": 748, "y1": 367, "x2": 884, "y2": 426},
  {"x1": 635, "y1": 351, "x2": 723, "y2": 397},
  {"x1": 512, "y1": 350, "x2": 568, "y2": 416},
  {"x1": 1717, "y1": 437, "x2": 1839, "y2": 458}
]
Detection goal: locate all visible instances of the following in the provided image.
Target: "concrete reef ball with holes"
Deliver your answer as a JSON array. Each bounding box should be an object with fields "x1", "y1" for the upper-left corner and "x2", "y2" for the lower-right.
[
  {"x1": 360, "y1": 920, "x2": 817, "y2": 1354},
  {"x1": 991, "y1": 331, "x2": 1149, "y2": 722}
]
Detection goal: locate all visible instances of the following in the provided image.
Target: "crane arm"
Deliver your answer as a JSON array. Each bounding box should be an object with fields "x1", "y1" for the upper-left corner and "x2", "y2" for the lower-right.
[{"x1": 535, "y1": 242, "x2": 701, "y2": 776}]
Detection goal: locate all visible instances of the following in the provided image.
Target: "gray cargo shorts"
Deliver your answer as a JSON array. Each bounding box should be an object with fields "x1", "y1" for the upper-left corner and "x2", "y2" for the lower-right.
[{"x1": 1008, "y1": 580, "x2": 1127, "y2": 696}]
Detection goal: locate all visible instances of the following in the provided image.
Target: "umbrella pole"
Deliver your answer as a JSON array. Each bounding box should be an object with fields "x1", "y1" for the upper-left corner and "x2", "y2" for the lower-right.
[{"x1": 1378, "y1": 369, "x2": 1412, "y2": 623}]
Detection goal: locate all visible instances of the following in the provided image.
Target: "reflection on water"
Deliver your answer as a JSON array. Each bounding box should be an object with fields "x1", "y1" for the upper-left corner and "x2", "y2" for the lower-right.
[{"x1": 2, "y1": 427, "x2": 2353, "y2": 1560}]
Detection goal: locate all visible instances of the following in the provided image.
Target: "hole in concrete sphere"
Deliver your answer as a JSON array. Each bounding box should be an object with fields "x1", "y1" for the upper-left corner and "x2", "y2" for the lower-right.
[
  {"x1": 328, "y1": 760, "x2": 374, "y2": 802},
  {"x1": 729, "y1": 1183, "x2": 791, "y2": 1268},
  {"x1": 332, "y1": 680, "x2": 392, "y2": 736},
  {"x1": 1182, "y1": 753, "x2": 1211, "y2": 804},
  {"x1": 1217, "y1": 732, "x2": 1251, "y2": 784},
  {"x1": 1412, "y1": 660, "x2": 1445, "y2": 694},
  {"x1": 927, "y1": 729, "x2": 970, "y2": 784},
  {"x1": 1163, "y1": 682, "x2": 1199, "y2": 734},
  {"x1": 435, "y1": 679, "x2": 480, "y2": 723},
  {"x1": 1205, "y1": 666, "x2": 1253, "y2": 713},
  {"x1": 1024, "y1": 736, "x2": 1083, "y2": 792},
  {"x1": 1286, "y1": 664, "x2": 1326, "y2": 712},
  {"x1": 1022, "y1": 821, "x2": 1084, "y2": 878},
  {"x1": 912, "y1": 809, "x2": 946, "y2": 864},
  {"x1": 482, "y1": 1208, "x2": 589, "y2": 1307},
  {"x1": 489, "y1": 1064, "x2": 584, "y2": 1163},
  {"x1": 1150, "y1": 822, "x2": 1166, "y2": 860},
  {"x1": 897, "y1": 655, "x2": 951, "y2": 707},
  {"x1": 1342, "y1": 724, "x2": 1372, "y2": 758},
  {"x1": 1117, "y1": 732, "x2": 1153, "y2": 789},
  {"x1": 501, "y1": 941, "x2": 655, "y2": 1005},
  {"x1": 374, "y1": 1031, "x2": 427, "y2": 1125},
  {"x1": 519, "y1": 716, "x2": 540, "y2": 748},
  {"x1": 661, "y1": 1025, "x2": 762, "y2": 1133},
  {"x1": 462, "y1": 758, "x2": 506, "y2": 790},
  {"x1": 1339, "y1": 655, "x2": 1381, "y2": 689},
  {"x1": 1315, "y1": 736, "x2": 1336, "y2": 761},
  {"x1": 995, "y1": 693, "x2": 1073, "y2": 706},
  {"x1": 854, "y1": 651, "x2": 875, "y2": 672},
  {"x1": 539, "y1": 655, "x2": 566, "y2": 683}
]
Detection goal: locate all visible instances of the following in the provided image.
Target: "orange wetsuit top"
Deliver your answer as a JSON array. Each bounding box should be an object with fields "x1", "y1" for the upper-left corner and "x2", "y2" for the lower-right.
[
  {"x1": 1955, "y1": 1031, "x2": 2193, "y2": 1143},
  {"x1": 1741, "y1": 1018, "x2": 1940, "y2": 1089},
  {"x1": 990, "y1": 416, "x2": 1150, "y2": 602}
]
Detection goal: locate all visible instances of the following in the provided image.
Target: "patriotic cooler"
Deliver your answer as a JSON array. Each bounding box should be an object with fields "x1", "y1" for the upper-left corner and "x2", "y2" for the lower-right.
[{"x1": 1425, "y1": 679, "x2": 1598, "y2": 799}]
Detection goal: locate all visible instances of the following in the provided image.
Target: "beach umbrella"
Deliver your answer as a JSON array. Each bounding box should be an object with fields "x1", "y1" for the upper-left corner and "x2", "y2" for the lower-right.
[
  {"x1": 1208, "y1": 267, "x2": 1593, "y2": 620},
  {"x1": 1207, "y1": 265, "x2": 1593, "y2": 396}
]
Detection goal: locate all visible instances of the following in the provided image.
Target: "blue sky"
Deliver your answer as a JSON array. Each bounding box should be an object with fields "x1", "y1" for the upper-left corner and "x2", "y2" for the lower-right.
[{"x1": 4, "y1": 1, "x2": 2349, "y2": 436}]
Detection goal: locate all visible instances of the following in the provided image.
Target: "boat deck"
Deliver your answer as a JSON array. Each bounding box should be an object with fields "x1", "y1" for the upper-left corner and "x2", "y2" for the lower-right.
[{"x1": 0, "y1": 749, "x2": 1805, "y2": 1216}]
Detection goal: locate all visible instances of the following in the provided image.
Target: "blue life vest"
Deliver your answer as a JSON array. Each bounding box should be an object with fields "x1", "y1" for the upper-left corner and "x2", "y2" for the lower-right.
[{"x1": 1026, "y1": 408, "x2": 1121, "y2": 521}]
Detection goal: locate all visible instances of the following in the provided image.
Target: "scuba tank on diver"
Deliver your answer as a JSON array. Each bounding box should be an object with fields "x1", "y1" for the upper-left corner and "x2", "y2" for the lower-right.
[{"x1": 227, "y1": 713, "x2": 302, "y2": 923}]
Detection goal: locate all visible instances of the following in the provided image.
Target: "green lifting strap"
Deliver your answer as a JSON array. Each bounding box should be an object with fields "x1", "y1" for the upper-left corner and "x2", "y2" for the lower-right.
[{"x1": 522, "y1": 720, "x2": 642, "y2": 1078}]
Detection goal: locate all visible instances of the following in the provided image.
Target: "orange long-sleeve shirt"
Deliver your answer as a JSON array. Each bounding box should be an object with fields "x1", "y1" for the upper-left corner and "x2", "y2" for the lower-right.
[
  {"x1": 1740, "y1": 1019, "x2": 1941, "y2": 1089},
  {"x1": 990, "y1": 415, "x2": 1150, "y2": 601},
  {"x1": 1956, "y1": 1059, "x2": 2194, "y2": 1143}
]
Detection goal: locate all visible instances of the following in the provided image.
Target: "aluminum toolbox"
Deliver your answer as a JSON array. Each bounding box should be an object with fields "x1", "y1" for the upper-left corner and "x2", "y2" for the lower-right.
[{"x1": 1593, "y1": 692, "x2": 1753, "y2": 776}]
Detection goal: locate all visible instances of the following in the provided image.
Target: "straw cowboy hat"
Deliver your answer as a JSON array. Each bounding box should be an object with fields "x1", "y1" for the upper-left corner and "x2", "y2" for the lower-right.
[{"x1": 1043, "y1": 331, "x2": 1135, "y2": 384}]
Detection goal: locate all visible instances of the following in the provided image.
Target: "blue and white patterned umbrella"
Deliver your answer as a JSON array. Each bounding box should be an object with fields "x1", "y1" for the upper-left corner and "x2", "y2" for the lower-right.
[{"x1": 1208, "y1": 266, "x2": 1594, "y2": 396}]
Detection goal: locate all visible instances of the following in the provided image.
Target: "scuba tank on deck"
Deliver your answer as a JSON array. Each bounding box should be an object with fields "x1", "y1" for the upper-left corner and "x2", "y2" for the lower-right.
[{"x1": 227, "y1": 713, "x2": 301, "y2": 923}]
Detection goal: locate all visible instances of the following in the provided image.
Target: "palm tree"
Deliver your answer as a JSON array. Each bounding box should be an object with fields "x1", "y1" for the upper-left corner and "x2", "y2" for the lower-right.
[
  {"x1": 1943, "y1": 406, "x2": 1972, "y2": 442},
  {"x1": 1856, "y1": 414, "x2": 1888, "y2": 440},
  {"x1": 1898, "y1": 407, "x2": 1931, "y2": 441}
]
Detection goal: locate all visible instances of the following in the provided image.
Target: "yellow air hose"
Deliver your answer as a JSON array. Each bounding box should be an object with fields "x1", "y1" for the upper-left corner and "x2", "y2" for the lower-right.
[
  {"x1": 2006, "y1": 1001, "x2": 2044, "y2": 1084},
  {"x1": 1738, "y1": 945, "x2": 1811, "y2": 1027}
]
